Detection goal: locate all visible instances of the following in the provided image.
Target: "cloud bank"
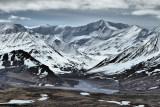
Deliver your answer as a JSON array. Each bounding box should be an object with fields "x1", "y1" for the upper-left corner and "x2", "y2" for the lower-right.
[
  {"x1": 0, "y1": 0, "x2": 160, "y2": 19},
  {"x1": 0, "y1": 0, "x2": 129, "y2": 12}
]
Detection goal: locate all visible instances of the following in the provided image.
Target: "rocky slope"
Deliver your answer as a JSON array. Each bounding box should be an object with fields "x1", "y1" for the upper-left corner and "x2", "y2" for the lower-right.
[{"x1": 0, "y1": 50, "x2": 63, "y2": 87}]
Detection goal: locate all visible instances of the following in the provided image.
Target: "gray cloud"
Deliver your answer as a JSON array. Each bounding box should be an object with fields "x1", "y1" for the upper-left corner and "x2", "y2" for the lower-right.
[
  {"x1": 0, "y1": 0, "x2": 160, "y2": 19},
  {"x1": 0, "y1": 0, "x2": 129, "y2": 12},
  {"x1": 132, "y1": 9, "x2": 160, "y2": 19},
  {"x1": 0, "y1": 0, "x2": 159, "y2": 11},
  {"x1": 127, "y1": 0, "x2": 160, "y2": 9},
  {"x1": 0, "y1": 0, "x2": 160, "y2": 28},
  {"x1": 127, "y1": 0, "x2": 160, "y2": 19}
]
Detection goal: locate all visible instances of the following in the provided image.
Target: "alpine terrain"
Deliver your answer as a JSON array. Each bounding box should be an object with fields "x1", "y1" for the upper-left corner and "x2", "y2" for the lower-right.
[{"x1": 0, "y1": 20, "x2": 160, "y2": 106}]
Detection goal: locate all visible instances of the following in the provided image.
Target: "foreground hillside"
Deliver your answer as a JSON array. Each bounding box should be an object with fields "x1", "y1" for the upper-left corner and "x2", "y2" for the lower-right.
[{"x1": 0, "y1": 87, "x2": 159, "y2": 107}]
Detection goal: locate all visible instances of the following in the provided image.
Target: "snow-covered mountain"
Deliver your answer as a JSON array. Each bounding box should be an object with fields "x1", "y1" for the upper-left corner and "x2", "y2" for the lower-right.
[
  {"x1": 0, "y1": 20, "x2": 160, "y2": 78},
  {"x1": 31, "y1": 20, "x2": 131, "y2": 56},
  {"x1": 29, "y1": 20, "x2": 158, "y2": 71},
  {"x1": 86, "y1": 34, "x2": 160, "y2": 90},
  {"x1": 31, "y1": 20, "x2": 156, "y2": 60},
  {"x1": 1, "y1": 20, "x2": 160, "y2": 92},
  {"x1": 87, "y1": 33, "x2": 160, "y2": 79},
  {"x1": 0, "y1": 24, "x2": 80, "y2": 74},
  {"x1": 32, "y1": 24, "x2": 80, "y2": 55},
  {"x1": 0, "y1": 24, "x2": 27, "y2": 34}
]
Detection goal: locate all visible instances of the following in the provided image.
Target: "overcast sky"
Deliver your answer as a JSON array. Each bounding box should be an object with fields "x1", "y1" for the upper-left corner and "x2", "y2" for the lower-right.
[{"x1": 0, "y1": 0, "x2": 160, "y2": 28}]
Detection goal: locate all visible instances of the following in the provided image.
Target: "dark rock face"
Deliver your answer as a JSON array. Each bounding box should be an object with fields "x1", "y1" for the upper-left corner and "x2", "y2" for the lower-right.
[
  {"x1": 1, "y1": 50, "x2": 39, "y2": 67},
  {"x1": 0, "y1": 50, "x2": 63, "y2": 86}
]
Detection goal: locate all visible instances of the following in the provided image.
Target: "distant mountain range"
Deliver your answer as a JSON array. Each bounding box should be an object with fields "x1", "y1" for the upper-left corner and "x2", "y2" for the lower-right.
[{"x1": 0, "y1": 20, "x2": 160, "y2": 87}]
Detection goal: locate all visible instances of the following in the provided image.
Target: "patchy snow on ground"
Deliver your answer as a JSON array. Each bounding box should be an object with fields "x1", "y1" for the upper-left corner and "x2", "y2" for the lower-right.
[
  {"x1": 121, "y1": 101, "x2": 131, "y2": 105},
  {"x1": 38, "y1": 94, "x2": 49, "y2": 101},
  {"x1": 149, "y1": 86, "x2": 159, "y2": 90},
  {"x1": 98, "y1": 100, "x2": 130, "y2": 105},
  {"x1": 98, "y1": 99, "x2": 106, "y2": 102},
  {"x1": 0, "y1": 100, "x2": 35, "y2": 104},
  {"x1": 106, "y1": 101, "x2": 122, "y2": 105},
  {"x1": 45, "y1": 84, "x2": 54, "y2": 86},
  {"x1": 80, "y1": 92, "x2": 90, "y2": 96}
]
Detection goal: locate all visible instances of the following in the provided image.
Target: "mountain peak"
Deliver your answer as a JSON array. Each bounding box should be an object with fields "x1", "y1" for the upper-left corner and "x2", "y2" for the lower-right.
[
  {"x1": 92, "y1": 20, "x2": 130, "y2": 30},
  {"x1": 96, "y1": 19, "x2": 106, "y2": 24},
  {"x1": 0, "y1": 24, "x2": 27, "y2": 34}
]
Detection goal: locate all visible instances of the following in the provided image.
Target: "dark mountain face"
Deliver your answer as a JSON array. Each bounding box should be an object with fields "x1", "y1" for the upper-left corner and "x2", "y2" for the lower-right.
[
  {"x1": 0, "y1": 50, "x2": 63, "y2": 87},
  {"x1": 1, "y1": 50, "x2": 39, "y2": 67}
]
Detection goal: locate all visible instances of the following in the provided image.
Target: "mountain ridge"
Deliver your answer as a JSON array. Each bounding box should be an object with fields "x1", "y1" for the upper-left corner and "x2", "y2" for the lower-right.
[{"x1": 0, "y1": 20, "x2": 160, "y2": 76}]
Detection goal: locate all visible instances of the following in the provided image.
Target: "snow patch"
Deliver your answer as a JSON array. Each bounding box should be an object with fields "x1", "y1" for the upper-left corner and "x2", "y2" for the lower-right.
[
  {"x1": 99, "y1": 100, "x2": 130, "y2": 105},
  {"x1": 0, "y1": 61, "x2": 5, "y2": 69},
  {"x1": 39, "y1": 71, "x2": 48, "y2": 78},
  {"x1": 80, "y1": 92, "x2": 90, "y2": 96},
  {"x1": 149, "y1": 86, "x2": 158, "y2": 90},
  {"x1": 98, "y1": 99, "x2": 106, "y2": 102},
  {"x1": 37, "y1": 68, "x2": 42, "y2": 75},
  {"x1": 0, "y1": 100, "x2": 35, "y2": 104},
  {"x1": 24, "y1": 59, "x2": 36, "y2": 68},
  {"x1": 38, "y1": 94, "x2": 49, "y2": 101},
  {"x1": 45, "y1": 84, "x2": 54, "y2": 86},
  {"x1": 106, "y1": 101, "x2": 122, "y2": 105}
]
